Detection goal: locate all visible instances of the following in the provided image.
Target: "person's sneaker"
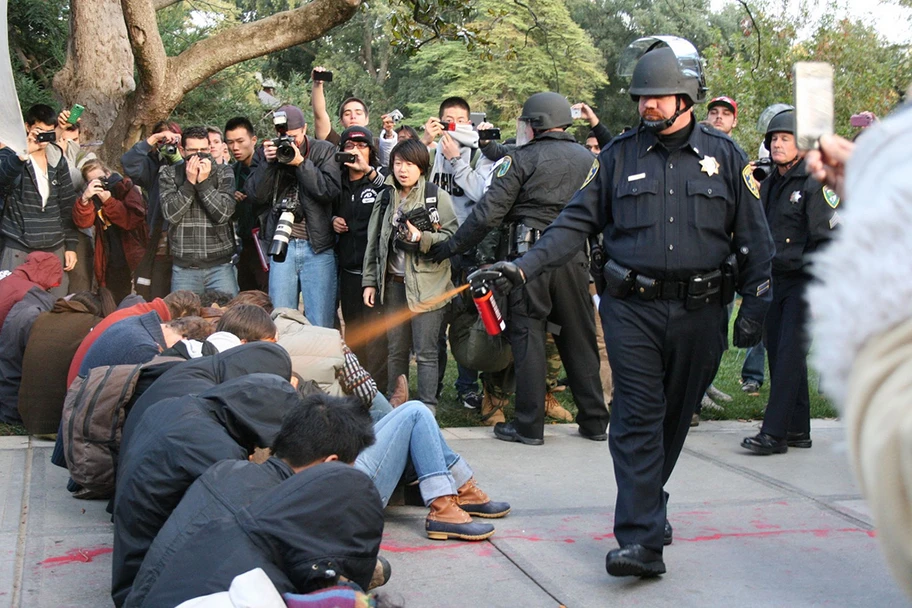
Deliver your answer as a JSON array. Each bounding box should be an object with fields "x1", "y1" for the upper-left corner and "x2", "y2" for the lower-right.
[
  {"x1": 459, "y1": 390, "x2": 482, "y2": 410},
  {"x1": 706, "y1": 384, "x2": 732, "y2": 403},
  {"x1": 700, "y1": 394, "x2": 723, "y2": 412},
  {"x1": 741, "y1": 381, "x2": 761, "y2": 396}
]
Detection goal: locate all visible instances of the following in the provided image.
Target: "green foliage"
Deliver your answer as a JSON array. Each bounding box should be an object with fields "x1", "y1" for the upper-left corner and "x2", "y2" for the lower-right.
[{"x1": 9, "y1": 0, "x2": 68, "y2": 109}]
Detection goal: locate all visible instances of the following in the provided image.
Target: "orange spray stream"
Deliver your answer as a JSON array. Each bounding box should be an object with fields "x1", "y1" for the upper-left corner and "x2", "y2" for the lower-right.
[{"x1": 345, "y1": 283, "x2": 470, "y2": 350}]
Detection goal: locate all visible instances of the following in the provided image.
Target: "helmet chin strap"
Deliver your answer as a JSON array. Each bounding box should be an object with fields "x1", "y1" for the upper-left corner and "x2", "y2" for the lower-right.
[
  {"x1": 774, "y1": 154, "x2": 800, "y2": 170},
  {"x1": 641, "y1": 95, "x2": 690, "y2": 133}
]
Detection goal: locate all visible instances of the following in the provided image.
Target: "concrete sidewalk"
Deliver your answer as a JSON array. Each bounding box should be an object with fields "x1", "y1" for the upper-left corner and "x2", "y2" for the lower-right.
[{"x1": 1, "y1": 420, "x2": 907, "y2": 607}]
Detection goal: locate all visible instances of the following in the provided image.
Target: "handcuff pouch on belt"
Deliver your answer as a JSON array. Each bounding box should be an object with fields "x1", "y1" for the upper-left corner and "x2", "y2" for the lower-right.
[
  {"x1": 507, "y1": 222, "x2": 541, "y2": 259},
  {"x1": 602, "y1": 258, "x2": 635, "y2": 298}
]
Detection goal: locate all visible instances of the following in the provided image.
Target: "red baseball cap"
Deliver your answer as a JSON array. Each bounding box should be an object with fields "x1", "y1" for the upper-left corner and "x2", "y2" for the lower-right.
[{"x1": 707, "y1": 96, "x2": 738, "y2": 117}]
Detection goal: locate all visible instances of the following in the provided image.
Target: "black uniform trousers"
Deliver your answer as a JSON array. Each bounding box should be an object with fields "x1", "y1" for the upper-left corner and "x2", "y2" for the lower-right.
[
  {"x1": 601, "y1": 294, "x2": 726, "y2": 552},
  {"x1": 339, "y1": 269, "x2": 389, "y2": 394},
  {"x1": 508, "y1": 250, "x2": 609, "y2": 440},
  {"x1": 760, "y1": 273, "x2": 811, "y2": 438}
]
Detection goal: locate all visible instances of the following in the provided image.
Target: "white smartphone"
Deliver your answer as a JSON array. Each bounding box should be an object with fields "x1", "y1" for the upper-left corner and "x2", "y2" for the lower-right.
[{"x1": 793, "y1": 62, "x2": 834, "y2": 150}]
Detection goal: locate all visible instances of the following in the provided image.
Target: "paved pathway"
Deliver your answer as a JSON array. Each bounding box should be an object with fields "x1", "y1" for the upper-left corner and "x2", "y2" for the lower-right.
[{"x1": 1, "y1": 420, "x2": 906, "y2": 607}]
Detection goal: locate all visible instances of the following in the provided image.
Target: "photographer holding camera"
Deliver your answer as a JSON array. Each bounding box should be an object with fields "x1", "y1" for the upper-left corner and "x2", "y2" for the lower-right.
[
  {"x1": 246, "y1": 104, "x2": 341, "y2": 328},
  {"x1": 0, "y1": 104, "x2": 78, "y2": 298},
  {"x1": 160, "y1": 126, "x2": 238, "y2": 296},
  {"x1": 73, "y1": 160, "x2": 148, "y2": 302}
]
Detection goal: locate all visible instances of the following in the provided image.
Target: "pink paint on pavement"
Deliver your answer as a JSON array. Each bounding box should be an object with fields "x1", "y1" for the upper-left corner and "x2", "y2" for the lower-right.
[{"x1": 39, "y1": 546, "x2": 113, "y2": 567}]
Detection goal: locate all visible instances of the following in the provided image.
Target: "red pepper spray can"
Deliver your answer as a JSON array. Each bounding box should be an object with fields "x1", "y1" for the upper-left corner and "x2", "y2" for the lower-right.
[{"x1": 468, "y1": 269, "x2": 506, "y2": 336}]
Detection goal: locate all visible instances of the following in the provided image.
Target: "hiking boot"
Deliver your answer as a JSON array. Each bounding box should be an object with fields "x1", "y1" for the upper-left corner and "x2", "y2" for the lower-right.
[
  {"x1": 480, "y1": 388, "x2": 507, "y2": 426},
  {"x1": 741, "y1": 380, "x2": 761, "y2": 396},
  {"x1": 425, "y1": 495, "x2": 495, "y2": 541},
  {"x1": 700, "y1": 394, "x2": 723, "y2": 412},
  {"x1": 706, "y1": 384, "x2": 732, "y2": 403},
  {"x1": 389, "y1": 374, "x2": 409, "y2": 407},
  {"x1": 459, "y1": 390, "x2": 482, "y2": 410},
  {"x1": 544, "y1": 392, "x2": 574, "y2": 422},
  {"x1": 457, "y1": 478, "x2": 511, "y2": 518}
]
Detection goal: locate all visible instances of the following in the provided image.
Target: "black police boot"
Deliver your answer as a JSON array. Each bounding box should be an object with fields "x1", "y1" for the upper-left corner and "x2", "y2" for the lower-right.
[
  {"x1": 664, "y1": 519, "x2": 673, "y2": 546},
  {"x1": 605, "y1": 545, "x2": 666, "y2": 577},
  {"x1": 493, "y1": 421, "x2": 544, "y2": 446},
  {"x1": 786, "y1": 432, "x2": 813, "y2": 448},
  {"x1": 741, "y1": 432, "x2": 788, "y2": 455}
]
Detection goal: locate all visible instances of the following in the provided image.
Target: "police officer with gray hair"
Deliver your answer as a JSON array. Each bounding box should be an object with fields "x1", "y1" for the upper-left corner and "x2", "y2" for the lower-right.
[
  {"x1": 487, "y1": 37, "x2": 774, "y2": 577},
  {"x1": 428, "y1": 92, "x2": 610, "y2": 446}
]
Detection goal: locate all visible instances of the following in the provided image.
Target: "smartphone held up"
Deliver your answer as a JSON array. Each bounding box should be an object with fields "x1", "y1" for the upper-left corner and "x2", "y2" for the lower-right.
[{"x1": 793, "y1": 62, "x2": 834, "y2": 150}]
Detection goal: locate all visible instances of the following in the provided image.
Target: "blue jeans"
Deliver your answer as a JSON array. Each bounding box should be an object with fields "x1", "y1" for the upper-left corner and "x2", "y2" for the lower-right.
[
  {"x1": 171, "y1": 263, "x2": 238, "y2": 296},
  {"x1": 742, "y1": 342, "x2": 766, "y2": 385},
  {"x1": 370, "y1": 392, "x2": 393, "y2": 423},
  {"x1": 269, "y1": 238, "x2": 337, "y2": 328},
  {"x1": 355, "y1": 401, "x2": 473, "y2": 507}
]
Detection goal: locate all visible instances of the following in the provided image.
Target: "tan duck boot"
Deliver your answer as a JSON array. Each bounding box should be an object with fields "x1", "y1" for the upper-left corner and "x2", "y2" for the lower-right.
[
  {"x1": 425, "y1": 495, "x2": 495, "y2": 541},
  {"x1": 456, "y1": 478, "x2": 511, "y2": 518},
  {"x1": 544, "y1": 392, "x2": 574, "y2": 422},
  {"x1": 480, "y1": 387, "x2": 507, "y2": 426}
]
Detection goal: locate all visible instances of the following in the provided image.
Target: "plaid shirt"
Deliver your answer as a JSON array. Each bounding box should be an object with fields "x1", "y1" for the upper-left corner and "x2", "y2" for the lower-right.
[{"x1": 159, "y1": 162, "x2": 236, "y2": 267}]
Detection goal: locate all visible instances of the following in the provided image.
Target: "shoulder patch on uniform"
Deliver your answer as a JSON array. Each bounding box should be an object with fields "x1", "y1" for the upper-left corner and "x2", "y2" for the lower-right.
[
  {"x1": 742, "y1": 164, "x2": 760, "y2": 199},
  {"x1": 823, "y1": 186, "x2": 840, "y2": 209},
  {"x1": 496, "y1": 156, "x2": 512, "y2": 178},
  {"x1": 581, "y1": 158, "x2": 599, "y2": 190}
]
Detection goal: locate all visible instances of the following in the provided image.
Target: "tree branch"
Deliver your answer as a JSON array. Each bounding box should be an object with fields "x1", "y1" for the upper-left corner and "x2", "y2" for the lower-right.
[
  {"x1": 121, "y1": 0, "x2": 168, "y2": 97},
  {"x1": 170, "y1": 0, "x2": 361, "y2": 97},
  {"x1": 154, "y1": 0, "x2": 182, "y2": 9}
]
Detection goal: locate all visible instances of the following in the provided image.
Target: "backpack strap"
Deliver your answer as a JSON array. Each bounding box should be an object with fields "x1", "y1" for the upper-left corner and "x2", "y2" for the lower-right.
[{"x1": 423, "y1": 181, "x2": 440, "y2": 225}]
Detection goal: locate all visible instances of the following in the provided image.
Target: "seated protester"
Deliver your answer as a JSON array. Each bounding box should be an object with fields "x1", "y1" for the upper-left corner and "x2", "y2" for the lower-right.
[
  {"x1": 120, "y1": 342, "x2": 293, "y2": 475},
  {"x1": 73, "y1": 160, "x2": 148, "y2": 303},
  {"x1": 18, "y1": 291, "x2": 115, "y2": 435},
  {"x1": 160, "y1": 126, "x2": 238, "y2": 296},
  {"x1": 333, "y1": 126, "x2": 390, "y2": 393},
  {"x1": 111, "y1": 374, "x2": 302, "y2": 607},
  {"x1": 273, "y1": 308, "x2": 389, "y2": 422},
  {"x1": 226, "y1": 289, "x2": 273, "y2": 314},
  {"x1": 125, "y1": 394, "x2": 379, "y2": 607},
  {"x1": 216, "y1": 303, "x2": 277, "y2": 342},
  {"x1": 77, "y1": 313, "x2": 212, "y2": 378},
  {"x1": 0, "y1": 286, "x2": 58, "y2": 423},
  {"x1": 0, "y1": 104, "x2": 78, "y2": 298},
  {"x1": 356, "y1": 400, "x2": 509, "y2": 541},
  {"x1": 362, "y1": 139, "x2": 457, "y2": 410},
  {"x1": 0, "y1": 251, "x2": 62, "y2": 329},
  {"x1": 199, "y1": 289, "x2": 235, "y2": 323},
  {"x1": 67, "y1": 289, "x2": 201, "y2": 387}
]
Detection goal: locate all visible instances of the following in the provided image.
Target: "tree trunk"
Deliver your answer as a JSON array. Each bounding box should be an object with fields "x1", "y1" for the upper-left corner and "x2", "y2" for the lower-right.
[{"x1": 52, "y1": 0, "x2": 136, "y2": 149}]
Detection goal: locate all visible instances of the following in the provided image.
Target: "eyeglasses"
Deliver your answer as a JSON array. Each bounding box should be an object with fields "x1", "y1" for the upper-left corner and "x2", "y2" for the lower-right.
[{"x1": 343, "y1": 141, "x2": 369, "y2": 150}]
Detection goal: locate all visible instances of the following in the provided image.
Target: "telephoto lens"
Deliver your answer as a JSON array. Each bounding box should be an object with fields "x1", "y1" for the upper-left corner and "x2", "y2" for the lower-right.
[
  {"x1": 269, "y1": 211, "x2": 295, "y2": 262},
  {"x1": 752, "y1": 158, "x2": 774, "y2": 181}
]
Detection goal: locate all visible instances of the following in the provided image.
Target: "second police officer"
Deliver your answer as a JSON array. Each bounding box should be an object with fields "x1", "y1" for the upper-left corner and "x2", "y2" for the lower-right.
[
  {"x1": 429, "y1": 92, "x2": 611, "y2": 446},
  {"x1": 489, "y1": 37, "x2": 775, "y2": 577}
]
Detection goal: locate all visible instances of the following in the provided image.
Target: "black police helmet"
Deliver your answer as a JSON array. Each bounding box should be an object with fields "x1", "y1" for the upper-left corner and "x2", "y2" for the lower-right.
[
  {"x1": 764, "y1": 109, "x2": 795, "y2": 151},
  {"x1": 519, "y1": 92, "x2": 573, "y2": 131},
  {"x1": 629, "y1": 47, "x2": 706, "y2": 106}
]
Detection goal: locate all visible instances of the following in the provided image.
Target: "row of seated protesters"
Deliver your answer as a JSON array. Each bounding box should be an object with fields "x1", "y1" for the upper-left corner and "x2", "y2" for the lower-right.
[{"x1": 0, "y1": 275, "x2": 509, "y2": 606}]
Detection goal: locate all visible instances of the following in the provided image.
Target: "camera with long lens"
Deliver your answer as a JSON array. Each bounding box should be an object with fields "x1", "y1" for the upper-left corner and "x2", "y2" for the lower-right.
[
  {"x1": 268, "y1": 197, "x2": 296, "y2": 263},
  {"x1": 752, "y1": 158, "x2": 775, "y2": 181},
  {"x1": 271, "y1": 110, "x2": 298, "y2": 164}
]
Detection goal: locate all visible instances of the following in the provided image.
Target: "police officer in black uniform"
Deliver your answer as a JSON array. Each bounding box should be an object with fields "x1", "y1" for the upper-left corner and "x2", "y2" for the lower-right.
[
  {"x1": 488, "y1": 38, "x2": 774, "y2": 577},
  {"x1": 741, "y1": 109, "x2": 840, "y2": 455},
  {"x1": 428, "y1": 92, "x2": 610, "y2": 446}
]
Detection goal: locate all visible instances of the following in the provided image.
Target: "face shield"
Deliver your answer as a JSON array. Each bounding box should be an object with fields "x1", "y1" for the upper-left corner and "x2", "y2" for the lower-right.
[
  {"x1": 515, "y1": 118, "x2": 535, "y2": 147},
  {"x1": 757, "y1": 103, "x2": 795, "y2": 133}
]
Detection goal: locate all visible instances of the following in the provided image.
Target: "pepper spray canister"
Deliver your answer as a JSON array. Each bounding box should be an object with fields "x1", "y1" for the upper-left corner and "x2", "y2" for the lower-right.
[{"x1": 467, "y1": 269, "x2": 506, "y2": 336}]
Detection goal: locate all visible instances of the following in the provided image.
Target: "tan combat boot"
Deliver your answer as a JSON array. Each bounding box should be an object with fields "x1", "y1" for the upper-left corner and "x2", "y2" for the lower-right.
[
  {"x1": 544, "y1": 392, "x2": 574, "y2": 422},
  {"x1": 480, "y1": 388, "x2": 507, "y2": 426}
]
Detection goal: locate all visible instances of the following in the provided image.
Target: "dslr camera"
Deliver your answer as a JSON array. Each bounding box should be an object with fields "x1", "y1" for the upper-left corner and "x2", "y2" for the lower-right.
[
  {"x1": 751, "y1": 158, "x2": 775, "y2": 182},
  {"x1": 271, "y1": 111, "x2": 298, "y2": 164}
]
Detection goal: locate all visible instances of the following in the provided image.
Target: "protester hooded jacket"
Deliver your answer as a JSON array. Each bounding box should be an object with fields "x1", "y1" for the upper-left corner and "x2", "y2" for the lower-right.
[
  {"x1": 0, "y1": 251, "x2": 62, "y2": 328},
  {"x1": 18, "y1": 297, "x2": 103, "y2": 435},
  {"x1": 127, "y1": 461, "x2": 383, "y2": 608},
  {"x1": 111, "y1": 374, "x2": 300, "y2": 607},
  {"x1": 121, "y1": 342, "x2": 293, "y2": 459},
  {"x1": 124, "y1": 457, "x2": 296, "y2": 607},
  {"x1": 0, "y1": 287, "x2": 55, "y2": 423}
]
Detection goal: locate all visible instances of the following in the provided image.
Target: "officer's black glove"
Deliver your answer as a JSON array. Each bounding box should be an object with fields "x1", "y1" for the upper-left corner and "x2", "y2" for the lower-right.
[
  {"x1": 427, "y1": 240, "x2": 454, "y2": 264},
  {"x1": 489, "y1": 261, "x2": 526, "y2": 295},
  {"x1": 732, "y1": 313, "x2": 763, "y2": 348}
]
